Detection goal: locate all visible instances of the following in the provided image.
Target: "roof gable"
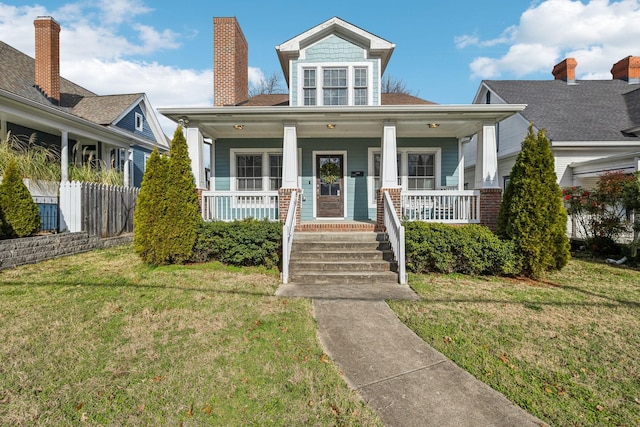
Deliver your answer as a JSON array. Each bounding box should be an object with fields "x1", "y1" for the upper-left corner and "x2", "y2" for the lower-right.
[{"x1": 276, "y1": 17, "x2": 395, "y2": 84}]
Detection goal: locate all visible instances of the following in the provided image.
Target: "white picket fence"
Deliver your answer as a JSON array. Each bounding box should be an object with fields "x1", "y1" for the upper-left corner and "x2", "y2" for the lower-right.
[{"x1": 60, "y1": 181, "x2": 139, "y2": 237}]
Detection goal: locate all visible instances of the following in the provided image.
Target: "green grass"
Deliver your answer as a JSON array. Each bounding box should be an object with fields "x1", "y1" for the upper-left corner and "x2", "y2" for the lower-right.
[
  {"x1": 0, "y1": 246, "x2": 381, "y2": 426},
  {"x1": 389, "y1": 258, "x2": 640, "y2": 426}
]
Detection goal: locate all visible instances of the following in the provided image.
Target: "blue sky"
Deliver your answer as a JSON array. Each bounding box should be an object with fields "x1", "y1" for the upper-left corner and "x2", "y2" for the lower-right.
[{"x1": 1, "y1": 0, "x2": 639, "y2": 131}]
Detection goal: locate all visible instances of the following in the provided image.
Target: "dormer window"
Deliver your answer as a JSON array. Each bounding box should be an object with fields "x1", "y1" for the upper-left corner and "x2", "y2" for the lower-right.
[
  {"x1": 323, "y1": 68, "x2": 348, "y2": 105},
  {"x1": 303, "y1": 69, "x2": 317, "y2": 106},
  {"x1": 354, "y1": 67, "x2": 368, "y2": 105},
  {"x1": 297, "y1": 63, "x2": 372, "y2": 106}
]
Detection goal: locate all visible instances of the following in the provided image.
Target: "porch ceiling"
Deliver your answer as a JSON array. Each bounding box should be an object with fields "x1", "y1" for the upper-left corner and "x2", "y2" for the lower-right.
[{"x1": 158, "y1": 104, "x2": 527, "y2": 140}]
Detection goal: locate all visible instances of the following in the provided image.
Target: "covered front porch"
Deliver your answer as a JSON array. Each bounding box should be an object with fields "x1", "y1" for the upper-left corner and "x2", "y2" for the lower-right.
[{"x1": 159, "y1": 104, "x2": 526, "y2": 230}]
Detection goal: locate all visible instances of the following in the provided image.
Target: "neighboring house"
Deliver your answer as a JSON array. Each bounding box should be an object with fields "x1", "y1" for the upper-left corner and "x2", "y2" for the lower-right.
[
  {"x1": 0, "y1": 16, "x2": 168, "y2": 189},
  {"x1": 464, "y1": 57, "x2": 640, "y2": 191},
  {"x1": 160, "y1": 17, "x2": 525, "y2": 232}
]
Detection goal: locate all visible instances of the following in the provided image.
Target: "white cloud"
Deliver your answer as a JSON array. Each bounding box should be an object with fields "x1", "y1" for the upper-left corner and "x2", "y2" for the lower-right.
[
  {"x1": 459, "y1": 0, "x2": 640, "y2": 79},
  {"x1": 0, "y1": 2, "x2": 268, "y2": 135}
]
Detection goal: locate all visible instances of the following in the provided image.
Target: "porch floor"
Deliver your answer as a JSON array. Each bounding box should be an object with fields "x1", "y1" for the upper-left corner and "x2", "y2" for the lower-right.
[{"x1": 297, "y1": 220, "x2": 381, "y2": 232}]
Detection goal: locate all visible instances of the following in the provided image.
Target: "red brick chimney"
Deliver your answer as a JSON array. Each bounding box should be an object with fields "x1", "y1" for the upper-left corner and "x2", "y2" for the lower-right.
[
  {"x1": 611, "y1": 56, "x2": 640, "y2": 83},
  {"x1": 552, "y1": 58, "x2": 577, "y2": 83},
  {"x1": 213, "y1": 17, "x2": 248, "y2": 106},
  {"x1": 34, "y1": 16, "x2": 61, "y2": 104}
]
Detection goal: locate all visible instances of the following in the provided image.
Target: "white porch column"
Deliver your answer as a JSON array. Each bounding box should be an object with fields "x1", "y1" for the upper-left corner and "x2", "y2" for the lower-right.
[
  {"x1": 0, "y1": 113, "x2": 6, "y2": 137},
  {"x1": 381, "y1": 122, "x2": 400, "y2": 188},
  {"x1": 60, "y1": 129, "x2": 69, "y2": 182},
  {"x1": 208, "y1": 138, "x2": 215, "y2": 191},
  {"x1": 457, "y1": 137, "x2": 466, "y2": 190},
  {"x1": 123, "y1": 146, "x2": 132, "y2": 188},
  {"x1": 282, "y1": 123, "x2": 298, "y2": 188},
  {"x1": 475, "y1": 121, "x2": 499, "y2": 188},
  {"x1": 185, "y1": 125, "x2": 206, "y2": 189}
]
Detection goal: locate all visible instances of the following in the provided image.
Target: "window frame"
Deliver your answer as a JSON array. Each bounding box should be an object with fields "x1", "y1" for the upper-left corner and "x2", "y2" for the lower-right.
[
  {"x1": 135, "y1": 112, "x2": 144, "y2": 132},
  {"x1": 296, "y1": 62, "x2": 373, "y2": 106},
  {"x1": 367, "y1": 147, "x2": 442, "y2": 208},
  {"x1": 229, "y1": 148, "x2": 301, "y2": 192}
]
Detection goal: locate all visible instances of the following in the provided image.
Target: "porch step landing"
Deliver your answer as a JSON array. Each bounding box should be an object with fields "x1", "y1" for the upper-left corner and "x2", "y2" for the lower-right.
[{"x1": 288, "y1": 232, "x2": 399, "y2": 285}]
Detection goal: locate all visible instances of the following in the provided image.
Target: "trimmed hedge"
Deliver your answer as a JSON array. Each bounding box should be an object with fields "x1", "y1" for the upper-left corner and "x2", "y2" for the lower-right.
[
  {"x1": 193, "y1": 219, "x2": 282, "y2": 269},
  {"x1": 405, "y1": 222, "x2": 516, "y2": 275}
]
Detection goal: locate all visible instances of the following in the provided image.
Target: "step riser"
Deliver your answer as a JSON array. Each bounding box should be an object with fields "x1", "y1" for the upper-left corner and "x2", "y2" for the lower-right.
[
  {"x1": 293, "y1": 242, "x2": 391, "y2": 251},
  {"x1": 294, "y1": 232, "x2": 387, "y2": 242},
  {"x1": 289, "y1": 273, "x2": 399, "y2": 285},
  {"x1": 292, "y1": 252, "x2": 395, "y2": 261},
  {"x1": 289, "y1": 262, "x2": 395, "y2": 272}
]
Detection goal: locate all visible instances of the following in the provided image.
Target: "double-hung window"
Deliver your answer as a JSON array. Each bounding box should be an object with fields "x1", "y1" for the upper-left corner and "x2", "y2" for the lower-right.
[
  {"x1": 235, "y1": 152, "x2": 283, "y2": 191},
  {"x1": 407, "y1": 153, "x2": 435, "y2": 190},
  {"x1": 323, "y1": 68, "x2": 348, "y2": 105},
  {"x1": 354, "y1": 67, "x2": 367, "y2": 105},
  {"x1": 236, "y1": 154, "x2": 263, "y2": 191},
  {"x1": 303, "y1": 69, "x2": 316, "y2": 106}
]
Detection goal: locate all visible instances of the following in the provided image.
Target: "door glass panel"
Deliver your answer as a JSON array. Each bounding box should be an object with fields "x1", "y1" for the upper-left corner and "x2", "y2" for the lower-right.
[{"x1": 319, "y1": 156, "x2": 341, "y2": 196}]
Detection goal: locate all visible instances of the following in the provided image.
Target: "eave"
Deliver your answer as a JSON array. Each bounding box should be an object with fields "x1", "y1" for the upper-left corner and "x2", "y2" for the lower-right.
[{"x1": 158, "y1": 104, "x2": 527, "y2": 140}]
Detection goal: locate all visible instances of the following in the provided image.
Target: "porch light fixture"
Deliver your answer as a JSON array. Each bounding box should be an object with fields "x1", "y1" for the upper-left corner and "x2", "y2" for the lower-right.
[
  {"x1": 326, "y1": 123, "x2": 336, "y2": 129},
  {"x1": 427, "y1": 123, "x2": 440, "y2": 129},
  {"x1": 233, "y1": 124, "x2": 244, "y2": 130}
]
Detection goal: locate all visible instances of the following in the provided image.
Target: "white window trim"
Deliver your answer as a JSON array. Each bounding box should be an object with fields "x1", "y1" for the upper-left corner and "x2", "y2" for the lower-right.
[
  {"x1": 135, "y1": 112, "x2": 144, "y2": 132},
  {"x1": 367, "y1": 147, "x2": 442, "y2": 208},
  {"x1": 295, "y1": 62, "x2": 373, "y2": 106},
  {"x1": 229, "y1": 148, "x2": 302, "y2": 192}
]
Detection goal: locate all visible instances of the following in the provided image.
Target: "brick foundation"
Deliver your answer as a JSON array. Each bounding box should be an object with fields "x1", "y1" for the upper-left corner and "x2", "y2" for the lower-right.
[
  {"x1": 279, "y1": 188, "x2": 301, "y2": 224},
  {"x1": 376, "y1": 187, "x2": 402, "y2": 231},
  {"x1": 479, "y1": 188, "x2": 502, "y2": 232}
]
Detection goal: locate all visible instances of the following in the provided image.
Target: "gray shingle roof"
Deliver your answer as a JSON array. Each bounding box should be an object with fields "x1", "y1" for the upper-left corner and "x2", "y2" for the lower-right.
[
  {"x1": 0, "y1": 40, "x2": 144, "y2": 129},
  {"x1": 484, "y1": 79, "x2": 640, "y2": 141}
]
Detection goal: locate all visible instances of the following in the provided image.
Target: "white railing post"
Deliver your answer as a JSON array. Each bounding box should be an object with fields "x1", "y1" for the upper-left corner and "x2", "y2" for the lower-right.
[
  {"x1": 384, "y1": 191, "x2": 406, "y2": 285},
  {"x1": 282, "y1": 190, "x2": 298, "y2": 284}
]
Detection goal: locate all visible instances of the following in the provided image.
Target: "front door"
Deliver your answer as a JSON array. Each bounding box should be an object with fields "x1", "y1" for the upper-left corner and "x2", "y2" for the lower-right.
[{"x1": 316, "y1": 154, "x2": 344, "y2": 218}]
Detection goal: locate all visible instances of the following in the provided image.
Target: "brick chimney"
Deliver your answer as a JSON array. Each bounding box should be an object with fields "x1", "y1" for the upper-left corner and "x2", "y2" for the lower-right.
[
  {"x1": 34, "y1": 16, "x2": 61, "y2": 104},
  {"x1": 213, "y1": 17, "x2": 248, "y2": 106},
  {"x1": 611, "y1": 56, "x2": 640, "y2": 83},
  {"x1": 552, "y1": 58, "x2": 577, "y2": 83}
]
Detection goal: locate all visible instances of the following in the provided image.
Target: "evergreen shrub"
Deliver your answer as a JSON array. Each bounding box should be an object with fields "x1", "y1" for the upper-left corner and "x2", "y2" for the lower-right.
[
  {"x1": 405, "y1": 222, "x2": 516, "y2": 275},
  {"x1": 193, "y1": 219, "x2": 282, "y2": 269},
  {"x1": 497, "y1": 125, "x2": 570, "y2": 277},
  {"x1": 0, "y1": 158, "x2": 40, "y2": 238}
]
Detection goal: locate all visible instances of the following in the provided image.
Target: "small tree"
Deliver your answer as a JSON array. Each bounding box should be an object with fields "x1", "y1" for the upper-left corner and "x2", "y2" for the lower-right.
[
  {"x1": 497, "y1": 125, "x2": 570, "y2": 277},
  {"x1": 133, "y1": 148, "x2": 170, "y2": 263},
  {"x1": 0, "y1": 158, "x2": 41, "y2": 238}
]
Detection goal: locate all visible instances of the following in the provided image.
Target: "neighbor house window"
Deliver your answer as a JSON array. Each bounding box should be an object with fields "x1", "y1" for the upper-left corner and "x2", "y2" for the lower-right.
[
  {"x1": 407, "y1": 153, "x2": 435, "y2": 190},
  {"x1": 236, "y1": 154, "x2": 263, "y2": 191},
  {"x1": 303, "y1": 69, "x2": 317, "y2": 106},
  {"x1": 323, "y1": 68, "x2": 347, "y2": 105},
  {"x1": 135, "y1": 113, "x2": 144, "y2": 131},
  {"x1": 354, "y1": 67, "x2": 367, "y2": 105}
]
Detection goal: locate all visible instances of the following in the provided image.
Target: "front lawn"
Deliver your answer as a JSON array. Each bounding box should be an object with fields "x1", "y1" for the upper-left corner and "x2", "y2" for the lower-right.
[
  {"x1": 0, "y1": 246, "x2": 381, "y2": 426},
  {"x1": 390, "y1": 258, "x2": 640, "y2": 426}
]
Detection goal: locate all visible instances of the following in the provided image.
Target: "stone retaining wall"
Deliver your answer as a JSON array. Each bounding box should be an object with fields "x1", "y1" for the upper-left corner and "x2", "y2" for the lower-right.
[{"x1": 0, "y1": 232, "x2": 133, "y2": 270}]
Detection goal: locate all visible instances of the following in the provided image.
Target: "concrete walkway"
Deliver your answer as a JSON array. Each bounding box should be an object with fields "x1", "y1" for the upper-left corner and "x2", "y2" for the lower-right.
[{"x1": 277, "y1": 283, "x2": 545, "y2": 427}]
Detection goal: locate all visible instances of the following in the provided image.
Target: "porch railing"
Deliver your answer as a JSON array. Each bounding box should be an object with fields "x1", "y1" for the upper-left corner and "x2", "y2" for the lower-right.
[
  {"x1": 401, "y1": 190, "x2": 480, "y2": 223},
  {"x1": 202, "y1": 191, "x2": 279, "y2": 222},
  {"x1": 384, "y1": 191, "x2": 406, "y2": 285},
  {"x1": 281, "y1": 190, "x2": 298, "y2": 284}
]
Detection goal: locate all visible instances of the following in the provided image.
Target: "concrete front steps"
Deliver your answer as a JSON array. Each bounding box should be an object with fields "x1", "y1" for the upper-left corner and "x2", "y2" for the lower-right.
[{"x1": 288, "y1": 232, "x2": 399, "y2": 285}]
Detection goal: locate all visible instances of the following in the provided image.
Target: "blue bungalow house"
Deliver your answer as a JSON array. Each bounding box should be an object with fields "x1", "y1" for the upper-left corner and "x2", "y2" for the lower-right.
[
  {"x1": 160, "y1": 17, "x2": 525, "y2": 282},
  {"x1": 160, "y1": 17, "x2": 524, "y2": 228}
]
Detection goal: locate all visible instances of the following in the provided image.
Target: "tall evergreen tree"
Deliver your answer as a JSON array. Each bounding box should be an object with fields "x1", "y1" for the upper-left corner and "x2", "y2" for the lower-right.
[
  {"x1": 134, "y1": 147, "x2": 170, "y2": 263},
  {"x1": 163, "y1": 125, "x2": 200, "y2": 263},
  {"x1": 497, "y1": 125, "x2": 570, "y2": 277},
  {"x1": 0, "y1": 158, "x2": 40, "y2": 238}
]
